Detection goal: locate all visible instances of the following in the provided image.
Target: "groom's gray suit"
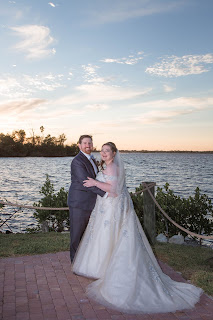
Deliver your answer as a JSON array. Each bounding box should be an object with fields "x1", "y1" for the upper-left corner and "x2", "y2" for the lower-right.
[{"x1": 67, "y1": 151, "x2": 105, "y2": 262}]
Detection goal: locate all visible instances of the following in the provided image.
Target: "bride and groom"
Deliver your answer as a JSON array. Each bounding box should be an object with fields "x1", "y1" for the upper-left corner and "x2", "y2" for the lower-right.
[{"x1": 67, "y1": 135, "x2": 203, "y2": 314}]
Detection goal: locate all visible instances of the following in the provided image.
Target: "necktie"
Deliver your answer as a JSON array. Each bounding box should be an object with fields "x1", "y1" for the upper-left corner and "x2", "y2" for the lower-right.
[{"x1": 89, "y1": 155, "x2": 98, "y2": 175}]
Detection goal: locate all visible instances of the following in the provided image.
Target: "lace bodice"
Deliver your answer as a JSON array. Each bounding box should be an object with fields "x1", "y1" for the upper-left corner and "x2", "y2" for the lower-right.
[{"x1": 97, "y1": 171, "x2": 117, "y2": 182}]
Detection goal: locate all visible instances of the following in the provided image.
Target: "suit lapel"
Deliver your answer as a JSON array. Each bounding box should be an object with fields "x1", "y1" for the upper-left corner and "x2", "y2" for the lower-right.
[{"x1": 78, "y1": 152, "x2": 96, "y2": 177}]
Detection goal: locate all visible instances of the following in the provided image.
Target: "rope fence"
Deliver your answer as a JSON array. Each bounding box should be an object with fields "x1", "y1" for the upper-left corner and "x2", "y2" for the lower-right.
[
  {"x1": 143, "y1": 183, "x2": 213, "y2": 240},
  {"x1": 0, "y1": 183, "x2": 156, "y2": 211},
  {"x1": 1, "y1": 182, "x2": 213, "y2": 240}
]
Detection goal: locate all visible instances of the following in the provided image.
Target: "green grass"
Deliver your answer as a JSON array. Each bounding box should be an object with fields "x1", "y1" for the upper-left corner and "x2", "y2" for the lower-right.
[
  {"x1": 154, "y1": 242, "x2": 213, "y2": 296},
  {"x1": 0, "y1": 232, "x2": 70, "y2": 257},
  {"x1": 0, "y1": 233, "x2": 212, "y2": 295}
]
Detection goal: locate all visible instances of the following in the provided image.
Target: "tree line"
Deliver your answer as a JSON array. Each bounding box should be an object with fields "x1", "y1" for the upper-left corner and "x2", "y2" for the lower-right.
[{"x1": 0, "y1": 127, "x2": 79, "y2": 157}]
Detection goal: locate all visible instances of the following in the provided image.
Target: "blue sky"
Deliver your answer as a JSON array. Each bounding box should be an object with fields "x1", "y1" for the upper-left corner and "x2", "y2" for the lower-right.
[{"x1": 1, "y1": 0, "x2": 213, "y2": 151}]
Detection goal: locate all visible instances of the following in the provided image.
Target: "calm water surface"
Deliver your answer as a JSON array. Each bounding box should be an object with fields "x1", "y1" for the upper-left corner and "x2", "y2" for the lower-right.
[{"x1": 0, "y1": 153, "x2": 212, "y2": 233}]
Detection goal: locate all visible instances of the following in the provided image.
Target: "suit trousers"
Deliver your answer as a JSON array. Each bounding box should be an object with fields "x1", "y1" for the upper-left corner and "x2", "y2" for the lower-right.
[{"x1": 69, "y1": 206, "x2": 91, "y2": 262}]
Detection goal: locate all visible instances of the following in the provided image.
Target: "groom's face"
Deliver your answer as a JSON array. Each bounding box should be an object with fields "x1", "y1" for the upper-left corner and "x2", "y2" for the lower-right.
[{"x1": 79, "y1": 137, "x2": 93, "y2": 154}]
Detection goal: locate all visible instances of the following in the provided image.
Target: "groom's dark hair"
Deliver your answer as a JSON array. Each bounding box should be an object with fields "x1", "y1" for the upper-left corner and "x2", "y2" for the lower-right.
[{"x1": 78, "y1": 135, "x2": 93, "y2": 144}]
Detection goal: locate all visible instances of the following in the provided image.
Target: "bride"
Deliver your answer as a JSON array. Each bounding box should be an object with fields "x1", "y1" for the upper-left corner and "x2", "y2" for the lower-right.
[{"x1": 72, "y1": 142, "x2": 203, "y2": 314}]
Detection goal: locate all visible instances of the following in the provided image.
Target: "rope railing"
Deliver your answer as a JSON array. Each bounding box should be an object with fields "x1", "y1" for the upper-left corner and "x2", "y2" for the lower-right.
[
  {"x1": 0, "y1": 200, "x2": 69, "y2": 211},
  {"x1": 143, "y1": 182, "x2": 213, "y2": 241},
  {"x1": 0, "y1": 183, "x2": 156, "y2": 210},
  {"x1": 1, "y1": 182, "x2": 213, "y2": 240}
]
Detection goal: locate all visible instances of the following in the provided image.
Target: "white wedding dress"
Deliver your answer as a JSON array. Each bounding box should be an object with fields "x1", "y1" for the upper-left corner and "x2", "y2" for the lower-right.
[{"x1": 72, "y1": 171, "x2": 203, "y2": 314}]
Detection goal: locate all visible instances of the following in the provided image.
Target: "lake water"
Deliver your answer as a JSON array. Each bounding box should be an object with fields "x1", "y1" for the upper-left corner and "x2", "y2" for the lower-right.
[{"x1": 0, "y1": 153, "x2": 213, "y2": 233}]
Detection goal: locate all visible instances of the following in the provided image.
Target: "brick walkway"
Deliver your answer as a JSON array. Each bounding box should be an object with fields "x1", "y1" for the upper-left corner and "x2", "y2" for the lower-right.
[{"x1": 0, "y1": 251, "x2": 212, "y2": 320}]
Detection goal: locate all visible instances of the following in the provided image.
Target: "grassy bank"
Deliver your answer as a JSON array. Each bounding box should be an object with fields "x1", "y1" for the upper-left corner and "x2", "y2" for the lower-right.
[
  {"x1": 0, "y1": 232, "x2": 212, "y2": 295},
  {"x1": 0, "y1": 232, "x2": 70, "y2": 257},
  {"x1": 154, "y1": 242, "x2": 213, "y2": 296}
]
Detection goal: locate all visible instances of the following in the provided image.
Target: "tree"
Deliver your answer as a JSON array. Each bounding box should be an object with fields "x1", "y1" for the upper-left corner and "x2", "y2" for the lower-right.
[
  {"x1": 27, "y1": 128, "x2": 36, "y2": 146},
  {"x1": 12, "y1": 130, "x2": 26, "y2": 143},
  {"x1": 57, "y1": 133, "x2": 67, "y2": 146},
  {"x1": 40, "y1": 126, "x2": 45, "y2": 143},
  {"x1": 43, "y1": 134, "x2": 56, "y2": 145}
]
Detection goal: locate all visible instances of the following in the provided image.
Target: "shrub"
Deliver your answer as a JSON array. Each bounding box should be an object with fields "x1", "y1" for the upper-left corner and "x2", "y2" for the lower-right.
[
  {"x1": 130, "y1": 183, "x2": 213, "y2": 240},
  {"x1": 33, "y1": 175, "x2": 213, "y2": 240},
  {"x1": 33, "y1": 174, "x2": 69, "y2": 232}
]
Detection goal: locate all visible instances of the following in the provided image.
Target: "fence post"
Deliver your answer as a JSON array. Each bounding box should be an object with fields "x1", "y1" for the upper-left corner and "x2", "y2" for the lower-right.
[{"x1": 143, "y1": 182, "x2": 155, "y2": 245}]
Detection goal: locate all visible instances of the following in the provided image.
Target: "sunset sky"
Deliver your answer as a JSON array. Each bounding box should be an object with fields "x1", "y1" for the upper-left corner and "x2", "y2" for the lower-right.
[{"x1": 0, "y1": 0, "x2": 213, "y2": 151}]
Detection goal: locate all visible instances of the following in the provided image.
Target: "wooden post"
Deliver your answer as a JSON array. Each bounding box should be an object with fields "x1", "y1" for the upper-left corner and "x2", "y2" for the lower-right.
[{"x1": 143, "y1": 182, "x2": 155, "y2": 245}]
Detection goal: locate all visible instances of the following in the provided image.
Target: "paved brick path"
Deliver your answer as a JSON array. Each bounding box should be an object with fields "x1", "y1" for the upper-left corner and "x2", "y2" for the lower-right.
[{"x1": 0, "y1": 251, "x2": 212, "y2": 320}]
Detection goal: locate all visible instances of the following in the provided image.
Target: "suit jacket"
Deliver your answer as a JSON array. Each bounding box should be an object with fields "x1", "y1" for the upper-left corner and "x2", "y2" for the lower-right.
[{"x1": 67, "y1": 152, "x2": 105, "y2": 211}]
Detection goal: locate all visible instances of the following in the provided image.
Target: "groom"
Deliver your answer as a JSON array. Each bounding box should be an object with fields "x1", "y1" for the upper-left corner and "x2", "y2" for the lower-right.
[{"x1": 67, "y1": 135, "x2": 106, "y2": 262}]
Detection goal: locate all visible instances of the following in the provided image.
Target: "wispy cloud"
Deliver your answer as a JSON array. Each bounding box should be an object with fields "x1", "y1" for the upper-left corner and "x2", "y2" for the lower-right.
[
  {"x1": 133, "y1": 96, "x2": 213, "y2": 110},
  {"x1": 163, "y1": 84, "x2": 175, "y2": 93},
  {"x1": 84, "y1": 104, "x2": 109, "y2": 111},
  {"x1": 0, "y1": 98, "x2": 46, "y2": 115},
  {"x1": 56, "y1": 83, "x2": 152, "y2": 106},
  {"x1": 10, "y1": 25, "x2": 56, "y2": 59},
  {"x1": 88, "y1": 0, "x2": 183, "y2": 24},
  {"x1": 0, "y1": 76, "x2": 25, "y2": 99},
  {"x1": 135, "y1": 109, "x2": 195, "y2": 124},
  {"x1": 48, "y1": 2, "x2": 56, "y2": 8},
  {"x1": 82, "y1": 64, "x2": 100, "y2": 82},
  {"x1": 23, "y1": 73, "x2": 64, "y2": 92},
  {"x1": 146, "y1": 54, "x2": 213, "y2": 77},
  {"x1": 101, "y1": 52, "x2": 144, "y2": 65},
  {"x1": 82, "y1": 64, "x2": 114, "y2": 84},
  {"x1": 132, "y1": 96, "x2": 213, "y2": 124},
  {"x1": 0, "y1": 73, "x2": 64, "y2": 99}
]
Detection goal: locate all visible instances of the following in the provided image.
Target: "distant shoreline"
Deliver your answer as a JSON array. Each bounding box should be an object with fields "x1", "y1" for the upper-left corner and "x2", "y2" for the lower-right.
[
  {"x1": 0, "y1": 150, "x2": 213, "y2": 158},
  {"x1": 102, "y1": 150, "x2": 213, "y2": 154}
]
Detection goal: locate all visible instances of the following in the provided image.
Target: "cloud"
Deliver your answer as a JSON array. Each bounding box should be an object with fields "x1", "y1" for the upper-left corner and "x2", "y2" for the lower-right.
[
  {"x1": 101, "y1": 52, "x2": 144, "y2": 65},
  {"x1": 133, "y1": 96, "x2": 213, "y2": 110},
  {"x1": 146, "y1": 54, "x2": 213, "y2": 77},
  {"x1": 132, "y1": 96, "x2": 213, "y2": 124},
  {"x1": 48, "y1": 2, "x2": 56, "y2": 7},
  {"x1": 82, "y1": 64, "x2": 114, "y2": 84},
  {"x1": 163, "y1": 84, "x2": 175, "y2": 92},
  {"x1": 22, "y1": 73, "x2": 65, "y2": 91},
  {"x1": 0, "y1": 76, "x2": 26, "y2": 98},
  {"x1": 0, "y1": 98, "x2": 46, "y2": 115},
  {"x1": 10, "y1": 25, "x2": 56, "y2": 59},
  {"x1": 0, "y1": 73, "x2": 65, "y2": 99},
  {"x1": 56, "y1": 83, "x2": 152, "y2": 106},
  {"x1": 88, "y1": 0, "x2": 183, "y2": 24},
  {"x1": 82, "y1": 64, "x2": 100, "y2": 83},
  {"x1": 82, "y1": 64, "x2": 99, "y2": 76},
  {"x1": 135, "y1": 109, "x2": 195, "y2": 124},
  {"x1": 84, "y1": 104, "x2": 109, "y2": 110},
  {"x1": 89, "y1": 120, "x2": 124, "y2": 129}
]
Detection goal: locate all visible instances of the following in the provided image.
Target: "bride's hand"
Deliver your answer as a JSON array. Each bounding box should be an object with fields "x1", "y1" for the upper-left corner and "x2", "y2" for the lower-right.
[{"x1": 83, "y1": 177, "x2": 96, "y2": 187}]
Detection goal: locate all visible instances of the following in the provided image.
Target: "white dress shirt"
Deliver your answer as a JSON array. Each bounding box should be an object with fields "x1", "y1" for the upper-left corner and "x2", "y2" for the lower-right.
[
  {"x1": 80, "y1": 151, "x2": 98, "y2": 175},
  {"x1": 80, "y1": 151, "x2": 108, "y2": 198}
]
